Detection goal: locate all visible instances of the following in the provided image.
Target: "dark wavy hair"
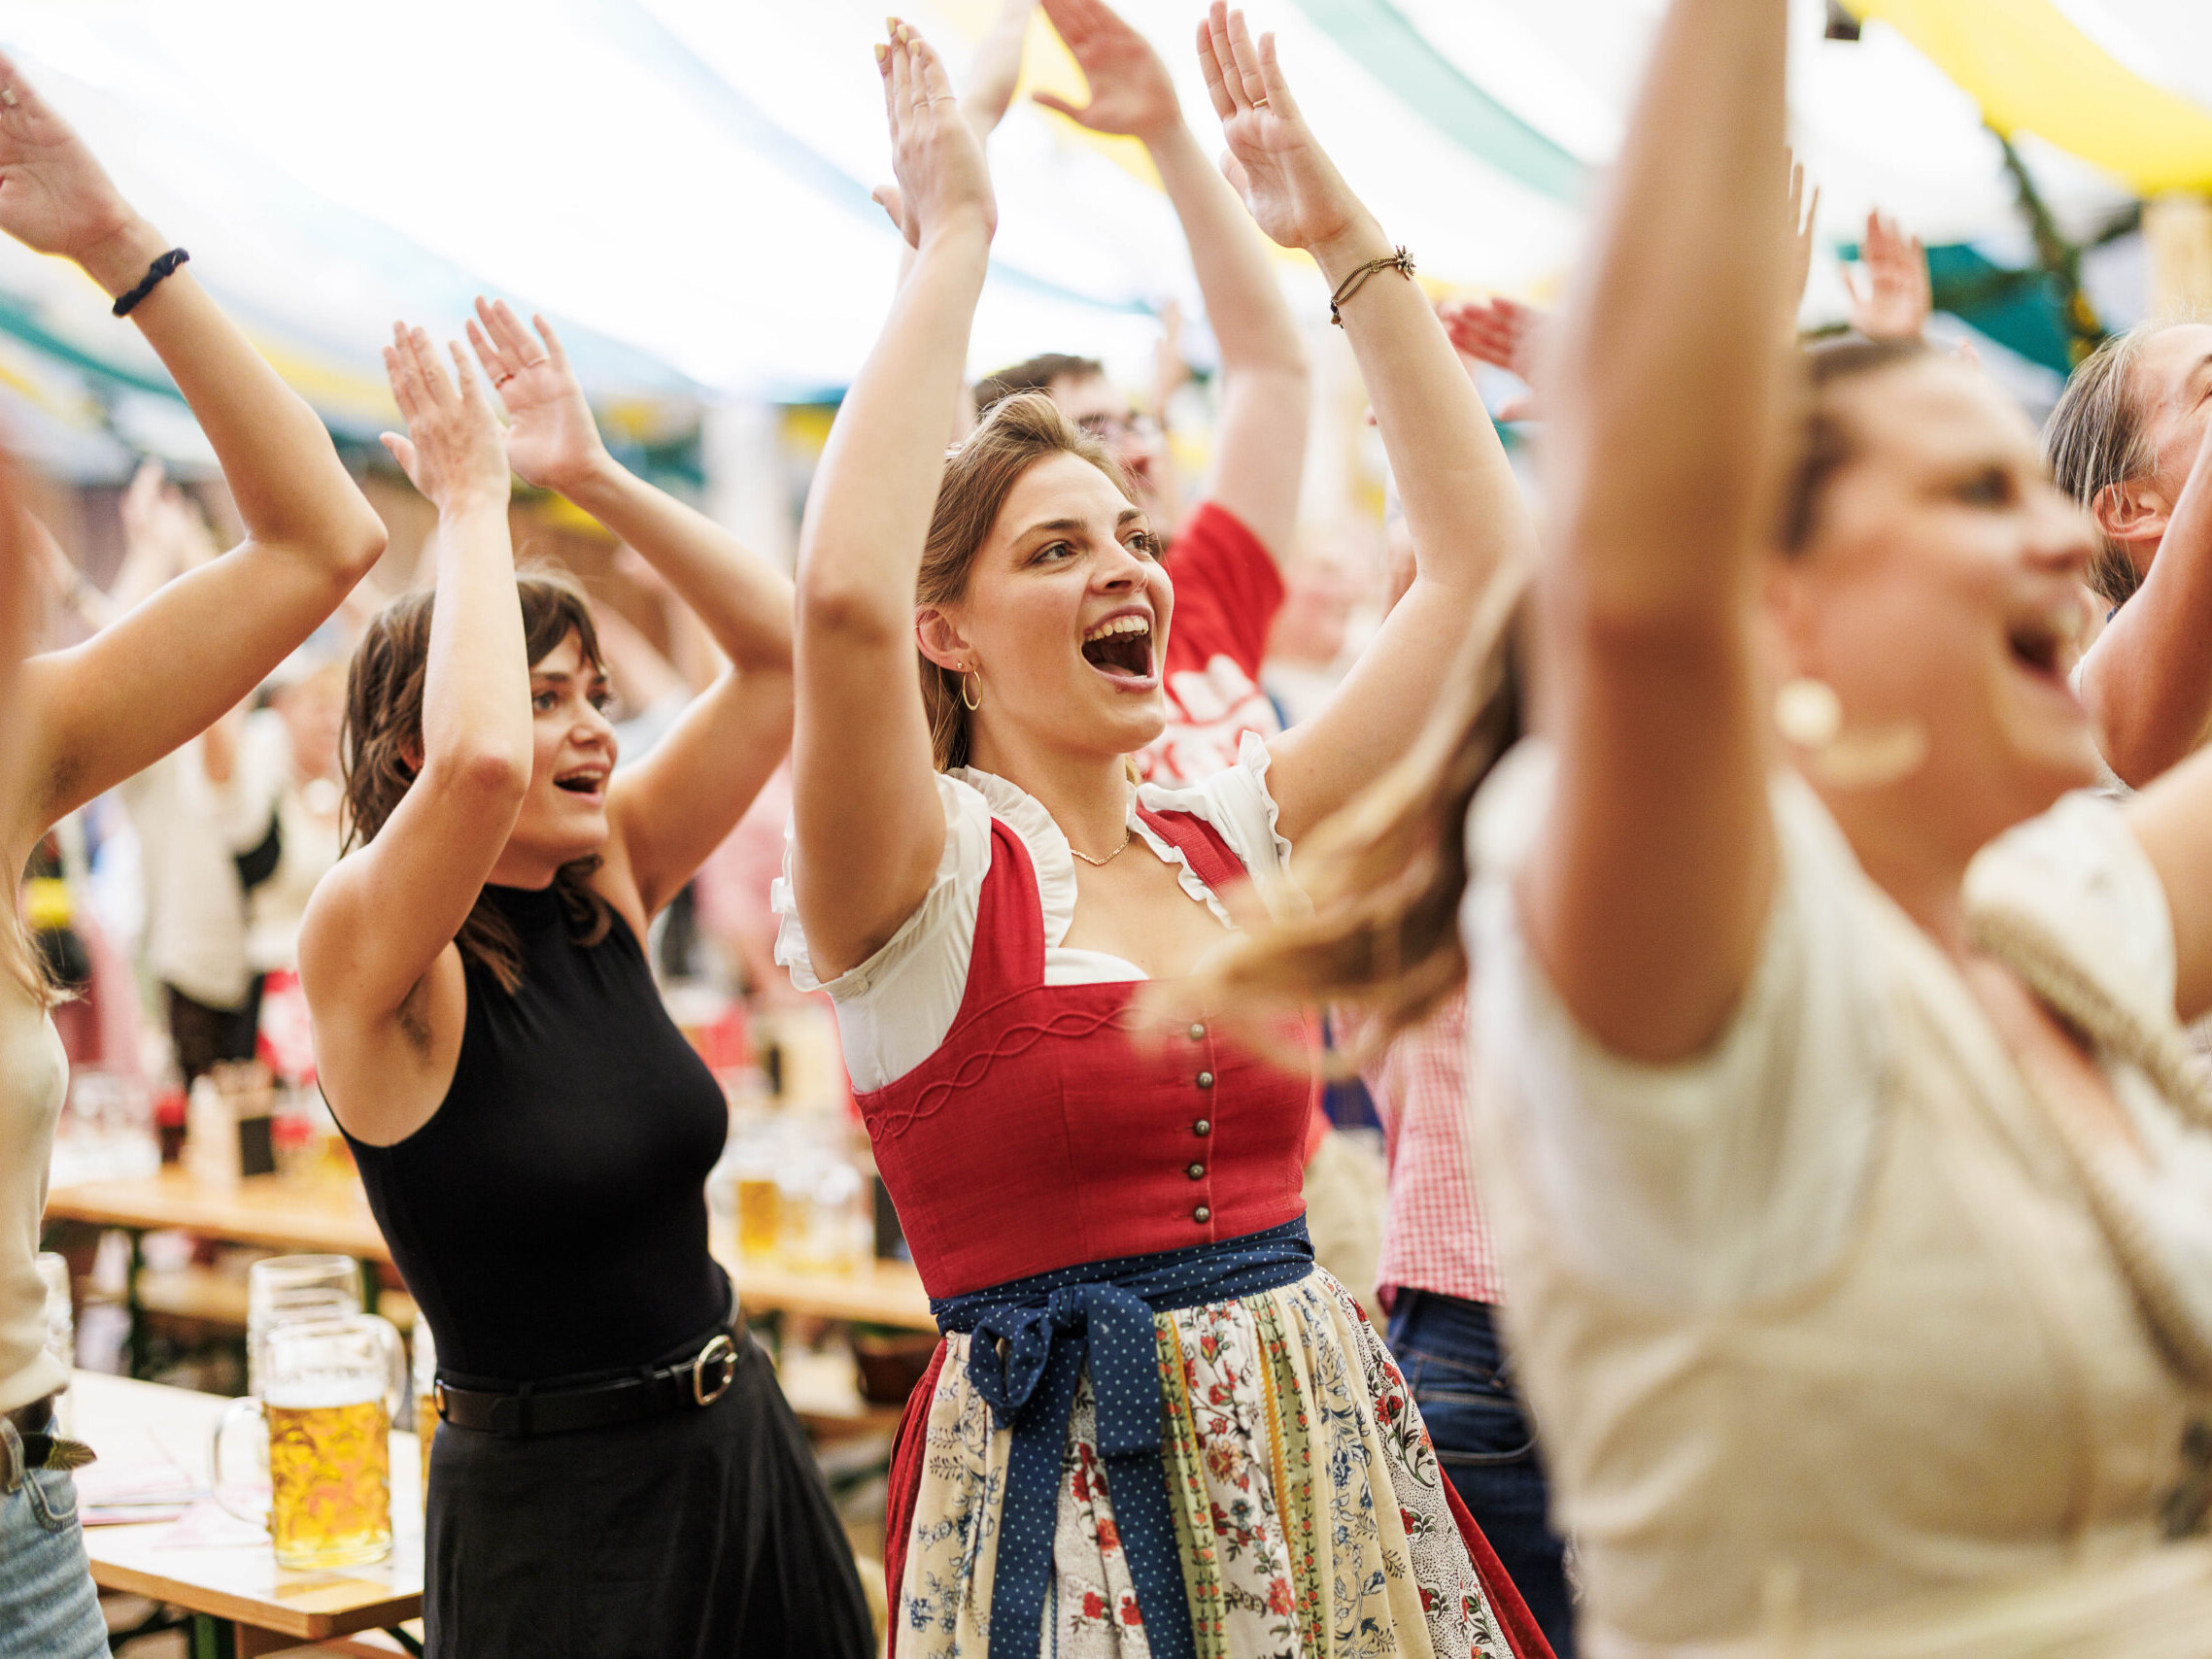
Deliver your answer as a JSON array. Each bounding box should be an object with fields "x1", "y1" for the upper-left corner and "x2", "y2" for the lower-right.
[{"x1": 340, "y1": 569, "x2": 611, "y2": 993}]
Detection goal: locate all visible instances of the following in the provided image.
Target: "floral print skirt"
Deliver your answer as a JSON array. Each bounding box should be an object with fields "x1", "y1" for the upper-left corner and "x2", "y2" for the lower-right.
[{"x1": 897, "y1": 1266, "x2": 1515, "y2": 1658}]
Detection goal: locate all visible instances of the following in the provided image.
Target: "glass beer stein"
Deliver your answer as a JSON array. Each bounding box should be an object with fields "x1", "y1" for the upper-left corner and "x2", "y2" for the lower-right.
[
  {"x1": 247, "y1": 1254, "x2": 363, "y2": 1397},
  {"x1": 214, "y1": 1312, "x2": 405, "y2": 1569}
]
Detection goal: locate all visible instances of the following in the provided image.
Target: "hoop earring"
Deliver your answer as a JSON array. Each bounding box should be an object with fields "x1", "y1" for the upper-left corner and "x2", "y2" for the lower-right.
[{"x1": 960, "y1": 668, "x2": 982, "y2": 712}]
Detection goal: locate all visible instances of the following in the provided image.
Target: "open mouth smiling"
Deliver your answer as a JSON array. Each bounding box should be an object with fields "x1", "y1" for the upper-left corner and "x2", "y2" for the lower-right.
[
  {"x1": 1080, "y1": 613, "x2": 1155, "y2": 681},
  {"x1": 554, "y1": 766, "x2": 607, "y2": 797}
]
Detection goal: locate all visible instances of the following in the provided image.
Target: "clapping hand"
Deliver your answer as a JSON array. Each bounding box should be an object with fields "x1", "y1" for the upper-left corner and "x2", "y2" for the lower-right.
[
  {"x1": 878, "y1": 20, "x2": 996, "y2": 252},
  {"x1": 0, "y1": 51, "x2": 141, "y2": 276},
  {"x1": 380, "y1": 323, "x2": 510, "y2": 518},
  {"x1": 1034, "y1": 0, "x2": 1181, "y2": 145},
  {"x1": 466, "y1": 298, "x2": 609, "y2": 498},
  {"x1": 1197, "y1": 3, "x2": 1364, "y2": 256},
  {"x1": 1843, "y1": 210, "x2": 1931, "y2": 341}
]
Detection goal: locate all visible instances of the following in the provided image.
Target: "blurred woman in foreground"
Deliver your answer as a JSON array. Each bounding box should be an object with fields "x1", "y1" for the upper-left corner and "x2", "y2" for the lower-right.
[
  {"x1": 0, "y1": 54, "x2": 385, "y2": 1656},
  {"x1": 1217, "y1": 0, "x2": 2212, "y2": 1650}
]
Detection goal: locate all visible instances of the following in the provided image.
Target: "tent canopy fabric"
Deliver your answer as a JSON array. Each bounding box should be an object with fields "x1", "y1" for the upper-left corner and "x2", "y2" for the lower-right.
[{"x1": 0, "y1": 0, "x2": 2200, "y2": 448}]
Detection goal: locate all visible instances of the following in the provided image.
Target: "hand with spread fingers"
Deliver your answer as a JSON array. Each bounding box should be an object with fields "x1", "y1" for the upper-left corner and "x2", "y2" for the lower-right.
[
  {"x1": 1196, "y1": 2, "x2": 1366, "y2": 258},
  {"x1": 380, "y1": 323, "x2": 510, "y2": 519},
  {"x1": 1034, "y1": 0, "x2": 1181, "y2": 144},
  {"x1": 466, "y1": 298, "x2": 611, "y2": 498},
  {"x1": 0, "y1": 50, "x2": 145, "y2": 284},
  {"x1": 1844, "y1": 209, "x2": 1932, "y2": 341},
  {"x1": 878, "y1": 19, "x2": 996, "y2": 251}
]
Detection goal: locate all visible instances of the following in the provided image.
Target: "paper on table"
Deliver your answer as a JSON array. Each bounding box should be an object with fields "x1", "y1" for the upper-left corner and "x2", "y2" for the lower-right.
[
  {"x1": 153, "y1": 1497, "x2": 270, "y2": 1549},
  {"x1": 74, "y1": 1457, "x2": 201, "y2": 1527}
]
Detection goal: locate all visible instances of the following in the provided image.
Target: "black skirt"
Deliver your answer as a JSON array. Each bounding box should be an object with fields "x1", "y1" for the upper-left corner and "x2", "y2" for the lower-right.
[{"x1": 424, "y1": 1330, "x2": 873, "y2": 1659}]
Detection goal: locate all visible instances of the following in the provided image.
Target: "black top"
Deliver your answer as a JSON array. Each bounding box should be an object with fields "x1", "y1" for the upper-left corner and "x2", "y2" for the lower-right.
[{"x1": 348, "y1": 884, "x2": 728, "y2": 1382}]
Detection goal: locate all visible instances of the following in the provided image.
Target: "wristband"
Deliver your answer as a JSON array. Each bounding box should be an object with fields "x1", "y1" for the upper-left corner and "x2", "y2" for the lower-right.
[
  {"x1": 111, "y1": 248, "x2": 189, "y2": 319},
  {"x1": 1328, "y1": 246, "x2": 1414, "y2": 326}
]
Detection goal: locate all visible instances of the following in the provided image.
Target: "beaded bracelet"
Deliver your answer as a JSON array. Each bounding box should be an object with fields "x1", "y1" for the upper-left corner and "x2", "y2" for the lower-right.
[
  {"x1": 112, "y1": 248, "x2": 189, "y2": 319},
  {"x1": 1328, "y1": 246, "x2": 1414, "y2": 326}
]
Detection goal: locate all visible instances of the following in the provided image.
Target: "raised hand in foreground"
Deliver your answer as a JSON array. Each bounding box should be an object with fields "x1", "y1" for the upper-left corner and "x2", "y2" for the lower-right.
[
  {"x1": 1035, "y1": 0, "x2": 1182, "y2": 143},
  {"x1": 381, "y1": 323, "x2": 510, "y2": 519},
  {"x1": 1196, "y1": 1, "x2": 1364, "y2": 259},
  {"x1": 877, "y1": 18, "x2": 996, "y2": 251},
  {"x1": 465, "y1": 299, "x2": 609, "y2": 497}
]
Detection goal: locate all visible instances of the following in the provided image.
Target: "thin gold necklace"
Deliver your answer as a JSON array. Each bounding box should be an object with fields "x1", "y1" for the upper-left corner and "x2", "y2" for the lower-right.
[{"x1": 1070, "y1": 829, "x2": 1133, "y2": 866}]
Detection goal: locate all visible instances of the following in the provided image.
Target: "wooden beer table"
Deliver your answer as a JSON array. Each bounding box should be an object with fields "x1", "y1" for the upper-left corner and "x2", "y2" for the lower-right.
[
  {"x1": 72, "y1": 1370, "x2": 423, "y2": 1659},
  {"x1": 48, "y1": 1167, "x2": 942, "y2": 1337}
]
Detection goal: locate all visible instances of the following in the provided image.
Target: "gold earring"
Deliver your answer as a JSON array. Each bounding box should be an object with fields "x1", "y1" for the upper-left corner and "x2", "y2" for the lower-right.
[{"x1": 960, "y1": 666, "x2": 982, "y2": 712}]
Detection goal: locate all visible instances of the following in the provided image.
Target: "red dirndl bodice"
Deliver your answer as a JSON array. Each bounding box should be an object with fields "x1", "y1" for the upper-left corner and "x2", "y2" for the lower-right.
[{"x1": 856, "y1": 805, "x2": 1313, "y2": 1299}]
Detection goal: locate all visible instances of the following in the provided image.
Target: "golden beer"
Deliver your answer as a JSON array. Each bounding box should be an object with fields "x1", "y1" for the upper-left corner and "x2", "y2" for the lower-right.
[
  {"x1": 736, "y1": 1175, "x2": 781, "y2": 1261},
  {"x1": 264, "y1": 1392, "x2": 391, "y2": 1569}
]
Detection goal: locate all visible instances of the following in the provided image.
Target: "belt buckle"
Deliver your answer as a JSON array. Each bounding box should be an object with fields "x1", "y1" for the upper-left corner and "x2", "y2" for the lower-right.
[
  {"x1": 691, "y1": 1335, "x2": 737, "y2": 1406},
  {"x1": 432, "y1": 1379, "x2": 452, "y2": 1423}
]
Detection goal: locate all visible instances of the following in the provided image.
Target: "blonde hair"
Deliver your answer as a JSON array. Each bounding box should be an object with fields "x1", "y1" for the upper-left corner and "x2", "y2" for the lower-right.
[
  {"x1": 1198, "y1": 581, "x2": 1526, "y2": 1054},
  {"x1": 2046, "y1": 322, "x2": 2180, "y2": 607},
  {"x1": 917, "y1": 392, "x2": 1132, "y2": 770}
]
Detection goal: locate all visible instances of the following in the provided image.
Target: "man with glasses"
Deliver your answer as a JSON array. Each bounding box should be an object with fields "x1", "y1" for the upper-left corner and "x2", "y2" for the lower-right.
[{"x1": 973, "y1": 0, "x2": 1310, "y2": 787}]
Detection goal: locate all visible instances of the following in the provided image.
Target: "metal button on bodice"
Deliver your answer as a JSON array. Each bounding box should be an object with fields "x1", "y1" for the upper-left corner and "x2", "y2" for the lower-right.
[
  {"x1": 1187, "y1": 1163, "x2": 1206, "y2": 1180},
  {"x1": 1192, "y1": 1119, "x2": 1211, "y2": 1136},
  {"x1": 1196, "y1": 1071, "x2": 1215, "y2": 1089},
  {"x1": 1187, "y1": 1023, "x2": 1207, "y2": 1041},
  {"x1": 1192, "y1": 1205, "x2": 1211, "y2": 1223}
]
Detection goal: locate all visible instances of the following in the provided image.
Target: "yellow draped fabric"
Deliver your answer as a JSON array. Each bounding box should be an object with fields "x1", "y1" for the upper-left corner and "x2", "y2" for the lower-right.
[{"x1": 1846, "y1": 0, "x2": 2212, "y2": 195}]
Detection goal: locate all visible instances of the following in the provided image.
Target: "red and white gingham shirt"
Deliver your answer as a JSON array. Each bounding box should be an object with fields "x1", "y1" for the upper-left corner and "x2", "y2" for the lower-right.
[{"x1": 1364, "y1": 990, "x2": 1507, "y2": 1308}]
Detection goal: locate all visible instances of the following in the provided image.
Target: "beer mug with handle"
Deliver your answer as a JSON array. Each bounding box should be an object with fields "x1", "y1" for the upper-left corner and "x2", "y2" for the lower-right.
[
  {"x1": 247, "y1": 1254, "x2": 363, "y2": 1396},
  {"x1": 214, "y1": 1312, "x2": 405, "y2": 1569}
]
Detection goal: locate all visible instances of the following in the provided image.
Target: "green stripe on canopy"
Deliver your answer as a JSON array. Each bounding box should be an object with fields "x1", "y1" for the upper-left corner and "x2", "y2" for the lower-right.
[{"x1": 1285, "y1": 0, "x2": 1588, "y2": 204}]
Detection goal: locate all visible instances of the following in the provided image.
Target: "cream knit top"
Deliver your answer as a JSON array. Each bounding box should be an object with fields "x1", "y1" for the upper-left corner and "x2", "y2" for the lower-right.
[{"x1": 1464, "y1": 745, "x2": 2212, "y2": 1657}]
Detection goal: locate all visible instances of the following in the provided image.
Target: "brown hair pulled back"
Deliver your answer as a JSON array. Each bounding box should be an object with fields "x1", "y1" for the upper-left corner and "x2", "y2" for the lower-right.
[
  {"x1": 918, "y1": 391, "x2": 1133, "y2": 770},
  {"x1": 1206, "y1": 337, "x2": 1944, "y2": 1050},
  {"x1": 340, "y1": 569, "x2": 611, "y2": 994}
]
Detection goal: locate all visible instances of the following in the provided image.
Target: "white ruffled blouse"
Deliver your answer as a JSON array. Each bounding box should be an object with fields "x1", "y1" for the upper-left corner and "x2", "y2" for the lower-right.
[{"x1": 773, "y1": 732, "x2": 1295, "y2": 1093}]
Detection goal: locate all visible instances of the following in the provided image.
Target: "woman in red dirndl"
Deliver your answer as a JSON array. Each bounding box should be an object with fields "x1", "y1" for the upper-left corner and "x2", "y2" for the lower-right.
[{"x1": 780, "y1": 16, "x2": 1549, "y2": 1657}]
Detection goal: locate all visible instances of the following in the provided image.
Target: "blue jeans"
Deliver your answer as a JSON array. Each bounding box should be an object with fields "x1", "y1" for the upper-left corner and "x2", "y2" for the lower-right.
[
  {"x1": 1387, "y1": 1290, "x2": 1576, "y2": 1659},
  {"x1": 0, "y1": 1415, "x2": 108, "y2": 1659}
]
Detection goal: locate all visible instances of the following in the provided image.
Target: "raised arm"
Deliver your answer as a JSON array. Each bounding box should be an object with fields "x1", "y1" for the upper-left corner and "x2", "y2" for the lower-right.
[
  {"x1": 0, "y1": 55, "x2": 384, "y2": 852},
  {"x1": 2078, "y1": 415, "x2": 2212, "y2": 788},
  {"x1": 464, "y1": 299, "x2": 794, "y2": 918},
  {"x1": 1037, "y1": 0, "x2": 1309, "y2": 557},
  {"x1": 297, "y1": 327, "x2": 528, "y2": 1143},
  {"x1": 792, "y1": 22, "x2": 995, "y2": 980},
  {"x1": 1518, "y1": 0, "x2": 1791, "y2": 1062},
  {"x1": 1193, "y1": 8, "x2": 1534, "y2": 845}
]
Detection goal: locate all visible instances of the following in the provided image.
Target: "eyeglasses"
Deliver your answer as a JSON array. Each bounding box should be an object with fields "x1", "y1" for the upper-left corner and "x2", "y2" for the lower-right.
[{"x1": 1074, "y1": 411, "x2": 1161, "y2": 444}]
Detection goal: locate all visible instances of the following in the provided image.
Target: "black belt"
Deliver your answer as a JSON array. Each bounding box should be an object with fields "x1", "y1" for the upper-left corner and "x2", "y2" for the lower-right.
[{"x1": 435, "y1": 1323, "x2": 744, "y2": 1439}]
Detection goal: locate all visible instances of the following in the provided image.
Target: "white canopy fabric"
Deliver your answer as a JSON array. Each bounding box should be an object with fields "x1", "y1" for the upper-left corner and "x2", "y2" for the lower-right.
[{"x1": 0, "y1": 0, "x2": 2198, "y2": 436}]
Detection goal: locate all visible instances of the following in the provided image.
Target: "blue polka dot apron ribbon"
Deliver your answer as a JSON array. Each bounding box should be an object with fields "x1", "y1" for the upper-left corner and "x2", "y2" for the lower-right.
[{"x1": 930, "y1": 1217, "x2": 1314, "y2": 1659}]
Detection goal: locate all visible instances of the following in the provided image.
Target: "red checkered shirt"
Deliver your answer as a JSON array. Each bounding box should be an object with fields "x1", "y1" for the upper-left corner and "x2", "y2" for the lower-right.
[{"x1": 1363, "y1": 990, "x2": 1507, "y2": 1308}]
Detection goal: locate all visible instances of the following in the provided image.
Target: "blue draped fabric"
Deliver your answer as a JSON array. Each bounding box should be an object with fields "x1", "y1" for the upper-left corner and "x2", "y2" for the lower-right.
[{"x1": 930, "y1": 1217, "x2": 1315, "y2": 1659}]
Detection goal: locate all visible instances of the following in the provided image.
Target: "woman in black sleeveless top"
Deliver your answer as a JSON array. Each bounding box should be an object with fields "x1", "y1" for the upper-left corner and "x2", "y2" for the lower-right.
[{"x1": 301, "y1": 308, "x2": 869, "y2": 1659}]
